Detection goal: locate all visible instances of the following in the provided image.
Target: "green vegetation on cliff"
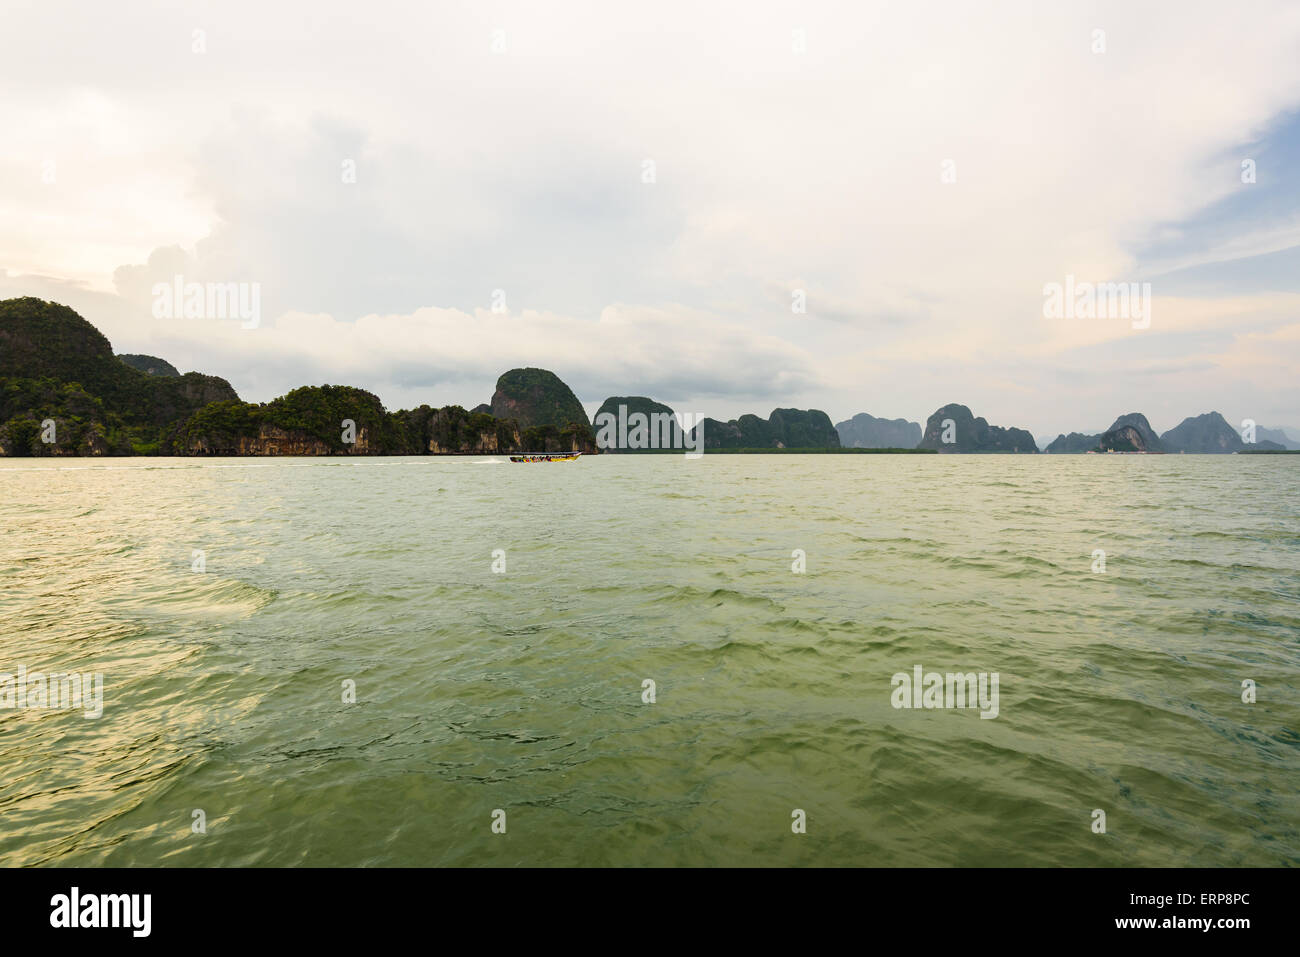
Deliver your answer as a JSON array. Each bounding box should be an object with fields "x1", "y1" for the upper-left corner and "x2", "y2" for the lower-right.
[
  {"x1": 1160, "y1": 412, "x2": 1244, "y2": 453},
  {"x1": 172, "y1": 392, "x2": 594, "y2": 456},
  {"x1": 260, "y1": 385, "x2": 408, "y2": 451},
  {"x1": 492, "y1": 369, "x2": 591, "y2": 430},
  {"x1": 0, "y1": 298, "x2": 240, "y2": 455},
  {"x1": 916, "y1": 403, "x2": 1037, "y2": 452},
  {"x1": 592, "y1": 396, "x2": 683, "y2": 452},
  {"x1": 1044, "y1": 431, "x2": 1100, "y2": 453},
  {"x1": 486, "y1": 367, "x2": 597, "y2": 452},
  {"x1": 834, "y1": 412, "x2": 922, "y2": 449},
  {"x1": 1045, "y1": 413, "x2": 1163, "y2": 453},
  {"x1": 594, "y1": 395, "x2": 676, "y2": 425},
  {"x1": 1096, "y1": 413, "x2": 1163, "y2": 452},
  {"x1": 0, "y1": 298, "x2": 115, "y2": 379},
  {"x1": 693, "y1": 408, "x2": 841, "y2": 449},
  {"x1": 398, "y1": 404, "x2": 521, "y2": 454},
  {"x1": 0, "y1": 299, "x2": 588, "y2": 457},
  {"x1": 118, "y1": 354, "x2": 180, "y2": 377},
  {"x1": 10, "y1": 297, "x2": 1275, "y2": 460},
  {"x1": 0, "y1": 377, "x2": 118, "y2": 454},
  {"x1": 173, "y1": 386, "x2": 414, "y2": 454},
  {"x1": 169, "y1": 399, "x2": 264, "y2": 453}
]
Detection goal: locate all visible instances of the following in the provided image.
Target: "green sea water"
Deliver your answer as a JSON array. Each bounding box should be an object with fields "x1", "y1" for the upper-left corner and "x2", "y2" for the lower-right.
[{"x1": 1, "y1": 454, "x2": 1297, "y2": 867}]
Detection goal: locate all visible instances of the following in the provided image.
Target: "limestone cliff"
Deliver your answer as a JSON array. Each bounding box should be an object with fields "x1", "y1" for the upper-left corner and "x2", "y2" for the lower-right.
[
  {"x1": 692, "y1": 408, "x2": 840, "y2": 449},
  {"x1": 835, "y1": 412, "x2": 922, "y2": 449},
  {"x1": 1160, "y1": 412, "x2": 1245, "y2": 453},
  {"x1": 916, "y1": 403, "x2": 1037, "y2": 452}
]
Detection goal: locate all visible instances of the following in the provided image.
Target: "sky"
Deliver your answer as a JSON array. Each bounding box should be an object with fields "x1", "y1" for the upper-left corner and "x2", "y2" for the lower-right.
[{"x1": 2, "y1": 0, "x2": 1299, "y2": 444}]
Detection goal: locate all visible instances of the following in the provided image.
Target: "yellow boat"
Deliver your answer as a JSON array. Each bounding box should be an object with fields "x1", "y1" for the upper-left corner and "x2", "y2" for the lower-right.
[{"x1": 509, "y1": 452, "x2": 582, "y2": 463}]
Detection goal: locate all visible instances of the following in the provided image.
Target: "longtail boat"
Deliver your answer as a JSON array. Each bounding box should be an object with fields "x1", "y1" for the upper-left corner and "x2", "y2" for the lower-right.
[{"x1": 508, "y1": 452, "x2": 582, "y2": 463}]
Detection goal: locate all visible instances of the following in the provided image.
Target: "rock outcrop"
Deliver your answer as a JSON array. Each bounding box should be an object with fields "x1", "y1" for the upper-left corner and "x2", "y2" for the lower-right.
[
  {"x1": 1102, "y1": 413, "x2": 1159, "y2": 449},
  {"x1": 487, "y1": 367, "x2": 597, "y2": 452},
  {"x1": 916, "y1": 403, "x2": 1037, "y2": 452},
  {"x1": 1045, "y1": 413, "x2": 1162, "y2": 453},
  {"x1": 174, "y1": 385, "x2": 417, "y2": 455},
  {"x1": 1160, "y1": 412, "x2": 1244, "y2": 453},
  {"x1": 1097, "y1": 425, "x2": 1150, "y2": 452},
  {"x1": 118, "y1": 354, "x2": 180, "y2": 377},
  {"x1": 183, "y1": 423, "x2": 365, "y2": 456},
  {"x1": 1255, "y1": 426, "x2": 1299, "y2": 450},
  {"x1": 692, "y1": 408, "x2": 841, "y2": 449},
  {"x1": 593, "y1": 396, "x2": 686, "y2": 452},
  {"x1": 1044, "y1": 431, "x2": 1101, "y2": 453},
  {"x1": 834, "y1": 412, "x2": 922, "y2": 449},
  {"x1": 1096, "y1": 412, "x2": 1163, "y2": 452},
  {"x1": 0, "y1": 297, "x2": 239, "y2": 455},
  {"x1": 0, "y1": 298, "x2": 115, "y2": 378},
  {"x1": 490, "y1": 368, "x2": 589, "y2": 431},
  {"x1": 0, "y1": 299, "x2": 604, "y2": 457},
  {"x1": 421, "y1": 406, "x2": 521, "y2": 454}
]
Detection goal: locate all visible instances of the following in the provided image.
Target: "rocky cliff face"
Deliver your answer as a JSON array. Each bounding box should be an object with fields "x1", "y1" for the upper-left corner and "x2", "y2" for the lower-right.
[
  {"x1": 769, "y1": 408, "x2": 842, "y2": 448},
  {"x1": 1099, "y1": 412, "x2": 1162, "y2": 452},
  {"x1": 429, "y1": 430, "x2": 511, "y2": 454},
  {"x1": 0, "y1": 298, "x2": 114, "y2": 377},
  {"x1": 520, "y1": 423, "x2": 599, "y2": 453},
  {"x1": 184, "y1": 423, "x2": 377, "y2": 456},
  {"x1": 1045, "y1": 431, "x2": 1101, "y2": 453},
  {"x1": 421, "y1": 405, "x2": 523, "y2": 454},
  {"x1": 150, "y1": 373, "x2": 241, "y2": 427},
  {"x1": 1043, "y1": 412, "x2": 1163, "y2": 453},
  {"x1": 1097, "y1": 425, "x2": 1150, "y2": 452},
  {"x1": 0, "y1": 428, "x2": 108, "y2": 456},
  {"x1": 835, "y1": 412, "x2": 922, "y2": 449},
  {"x1": 693, "y1": 408, "x2": 840, "y2": 449},
  {"x1": 1255, "y1": 426, "x2": 1299, "y2": 450},
  {"x1": 592, "y1": 396, "x2": 683, "y2": 452},
  {"x1": 697, "y1": 413, "x2": 765, "y2": 447},
  {"x1": 174, "y1": 396, "x2": 578, "y2": 457},
  {"x1": 174, "y1": 386, "x2": 411, "y2": 455},
  {"x1": 1160, "y1": 412, "x2": 1244, "y2": 453},
  {"x1": 1, "y1": 301, "x2": 603, "y2": 457},
  {"x1": 917, "y1": 403, "x2": 1037, "y2": 452},
  {"x1": 118, "y1": 354, "x2": 180, "y2": 377},
  {"x1": 0, "y1": 297, "x2": 242, "y2": 455},
  {"x1": 490, "y1": 368, "x2": 590, "y2": 430},
  {"x1": 486, "y1": 368, "x2": 597, "y2": 452}
]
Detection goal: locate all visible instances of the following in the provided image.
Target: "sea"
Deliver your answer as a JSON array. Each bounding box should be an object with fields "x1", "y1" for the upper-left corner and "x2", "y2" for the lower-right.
[{"x1": 1, "y1": 454, "x2": 1296, "y2": 866}]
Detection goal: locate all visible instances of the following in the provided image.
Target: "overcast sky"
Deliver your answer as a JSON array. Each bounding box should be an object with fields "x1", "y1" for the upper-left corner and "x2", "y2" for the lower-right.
[{"x1": 3, "y1": 0, "x2": 1299, "y2": 441}]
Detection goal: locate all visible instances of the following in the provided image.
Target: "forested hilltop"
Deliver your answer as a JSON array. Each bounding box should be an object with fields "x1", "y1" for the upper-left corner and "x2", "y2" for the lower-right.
[
  {"x1": 0, "y1": 298, "x2": 595, "y2": 456},
  {"x1": 2, "y1": 298, "x2": 1290, "y2": 456}
]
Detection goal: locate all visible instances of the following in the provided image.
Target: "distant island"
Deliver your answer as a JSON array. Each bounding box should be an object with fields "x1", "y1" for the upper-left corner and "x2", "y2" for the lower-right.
[
  {"x1": 835, "y1": 412, "x2": 922, "y2": 449},
  {"x1": 0, "y1": 298, "x2": 597, "y2": 456},
  {"x1": 917, "y1": 403, "x2": 1037, "y2": 453},
  {"x1": 1042, "y1": 411, "x2": 1291, "y2": 454},
  {"x1": 0, "y1": 297, "x2": 1294, "y2": 457}
]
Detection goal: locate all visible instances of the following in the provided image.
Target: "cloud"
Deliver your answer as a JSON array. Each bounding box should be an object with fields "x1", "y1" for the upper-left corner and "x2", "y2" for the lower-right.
[{"x1": 1, "y1": 0, "x2": 1298, "y2": 431}]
